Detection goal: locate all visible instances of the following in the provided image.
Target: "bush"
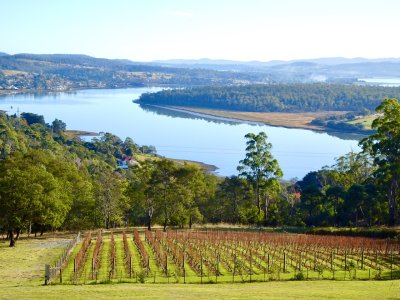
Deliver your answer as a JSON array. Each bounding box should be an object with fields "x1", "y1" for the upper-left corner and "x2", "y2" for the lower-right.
[
  {"x1": 293, "y1": 272, "x2": 305, "y2": 280},
  {"x1": 137, "y1": 271, "x2": 146, "y2": 283},
  {"x1": 306, "y1": 227, "x2": 399, "y2": 239}
]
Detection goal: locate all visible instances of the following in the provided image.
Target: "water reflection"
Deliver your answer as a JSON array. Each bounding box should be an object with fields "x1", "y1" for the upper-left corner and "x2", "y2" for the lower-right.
[
  {"x1": 0, "y1": 88, "x2": 361, "y2": 179},
  {"x1": 139, "y1": 104, "x2": 366, "y2": 141}
]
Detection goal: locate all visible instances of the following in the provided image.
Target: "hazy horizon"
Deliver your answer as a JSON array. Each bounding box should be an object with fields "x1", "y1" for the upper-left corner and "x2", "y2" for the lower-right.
[{"x1": 2, "y1": 51, "x2": 400, "y2": 64}]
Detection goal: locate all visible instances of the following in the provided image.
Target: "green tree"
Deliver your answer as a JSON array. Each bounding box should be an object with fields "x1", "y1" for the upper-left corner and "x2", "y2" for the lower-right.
[
  {"x1": 51, "y1": 118, "x2": 66, "y2": 135},
  {"x1": 0, "y1": 151, "x2": 73, "y2": 246},
  {"x1": 149, "y1": 159, "x2": 180, "y2": 231},
  {"x1": 237, "y1": 132, "x2": 283, "y2": 224},
  {"x1": 128, "y1": 160, "x2": 156, "y2": 230},
  {"x1": 174, "y1": 164, "x2": 215, "y2": 228},
  {"x1": 215, "y1": 176, "x2": 254, "y2": 223},
  {"x1": 122, "y1": 137, "x2": 138, "y2": 156},
  {"x1": 20, "y1": 112, "x2": 45, "y2": 125},
  {"x1": 0, "y1": 117, "x2": 24, "y2": 159},
  {"x1": 93, "y1": 167, "x2": 129, "y2": 228},
  {"x1": 361, "y1": 98, "x2": 400, "y2": 225},
  {"x1": 333, "y1": 152, "x2": 375, "y2": 189}
]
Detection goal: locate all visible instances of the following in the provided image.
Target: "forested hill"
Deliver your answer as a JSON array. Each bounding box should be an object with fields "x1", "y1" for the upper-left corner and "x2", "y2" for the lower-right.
[
  {"x1": 0, "y1": 54, "x2": 270, "y2": 91},
  {"x1": 137, "y1": 84, "x2": 400, "y2": 112}
]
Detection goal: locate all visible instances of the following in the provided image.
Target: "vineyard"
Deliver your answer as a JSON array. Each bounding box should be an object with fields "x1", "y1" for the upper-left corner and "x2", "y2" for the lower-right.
[{"x1": 46, "y1": 230, "x2": 400, "y2": 284}]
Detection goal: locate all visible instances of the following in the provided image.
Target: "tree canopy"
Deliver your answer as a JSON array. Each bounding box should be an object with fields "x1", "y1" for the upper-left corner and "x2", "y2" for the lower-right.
[
  {"x1": 138, "y1": 84, "x2": 400, "y2": 113},
  {"x1": 238, "y1": 132, "x2": 283, "y2": 225},
  {"x1": 361, "y1": 98, "x2": 400, "y2": 225}
]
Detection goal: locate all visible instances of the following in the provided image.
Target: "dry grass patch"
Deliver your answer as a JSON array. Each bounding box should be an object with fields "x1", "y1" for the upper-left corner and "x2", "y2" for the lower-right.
[{"x1": 170, "y1": 107, "x2": 347, "y2": 130}]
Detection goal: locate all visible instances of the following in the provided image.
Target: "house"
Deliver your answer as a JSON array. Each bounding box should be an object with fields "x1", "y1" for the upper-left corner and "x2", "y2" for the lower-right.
[{"x1": 117, "y1": 156, "x2": 139, "y2": 169}]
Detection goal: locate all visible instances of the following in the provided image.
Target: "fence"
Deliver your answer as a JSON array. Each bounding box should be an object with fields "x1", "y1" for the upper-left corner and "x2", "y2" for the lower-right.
[
  {"x1": 45, "y1": 230, "x2": 400, "y2": 285},
  {"x1": 44, "y1": 232, "x2": 81, "y2": 285}
]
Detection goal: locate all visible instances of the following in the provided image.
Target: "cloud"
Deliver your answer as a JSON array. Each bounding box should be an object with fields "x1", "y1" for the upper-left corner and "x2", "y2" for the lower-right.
[{"x1": 161, "y1": 10, "x2": 193, "y2": 17}]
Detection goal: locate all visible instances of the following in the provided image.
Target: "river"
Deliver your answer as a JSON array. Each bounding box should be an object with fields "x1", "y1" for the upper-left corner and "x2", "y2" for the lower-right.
[{"x1": 0, "y1": 87, "x2": 361, "y2": 179}]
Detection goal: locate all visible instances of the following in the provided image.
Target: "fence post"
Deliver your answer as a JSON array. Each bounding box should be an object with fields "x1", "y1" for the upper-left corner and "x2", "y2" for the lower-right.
[
  {"x1": 361, "y1": 250, "x2": 364, "y2": 270},
  {"x1": 249, "y1": 250, "x2": 252, "y2": 282},
  {"x1": 130, "y1": 256, "x2": 132, "y2": 278},
  {"x1": 201, "y1": 256, "x2": 203, "y2": 284},
  {"x1": 390, "y1": 249, "x2": 393, "y2": 280},
  {"x1": 283, "y1": 252, "x2": 286, "y2": 273},
  {"x1": 92, "y1": 258, "x2": 94, "y2": 280},
  {"x1": 299, "y1": 252, "x2": 302, "y2": 271},
  {"x1": 45, "y1": 264, "x2": 50, "y2": 285},
  {"x1": 165, "y1": 253, "x2": 168, "y2": 276},
  {"x1": 183, "y1": 254, "x2": 186, "y2": 284}
]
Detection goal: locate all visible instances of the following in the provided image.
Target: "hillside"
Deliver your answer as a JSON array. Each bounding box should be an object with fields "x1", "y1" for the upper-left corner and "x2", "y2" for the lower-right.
[
  {"x1": 0, "y1": 53, "x2": 271, "y2": 91},
  {"x1": 2, "y1": 54, "x2": 400, "y2": 93}
]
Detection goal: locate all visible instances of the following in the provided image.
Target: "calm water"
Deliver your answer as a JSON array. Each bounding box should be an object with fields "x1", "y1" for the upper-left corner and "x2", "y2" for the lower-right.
[
  {"x1": 0, "y1": 88, "x2": 361, "y2": 179},
  {"x1": 359, "y1": 77, "x2": 400, "y2": 87}
]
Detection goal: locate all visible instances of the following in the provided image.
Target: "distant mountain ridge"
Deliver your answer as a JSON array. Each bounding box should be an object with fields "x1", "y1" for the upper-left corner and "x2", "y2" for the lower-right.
[
  {"x1": 153, "y1": 57, "x2": 400, "y2": 66},
  {"x1": 151, "y1": 57, "x2": 400, "y2": 80},
  {"x1": 1, "y1": 52, "x2": 400, "y2": 92}
]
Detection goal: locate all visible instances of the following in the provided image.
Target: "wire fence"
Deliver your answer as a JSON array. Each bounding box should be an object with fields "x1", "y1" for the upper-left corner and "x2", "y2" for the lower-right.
[{"x1": 44, "y1": 232, "x2": 81, "y2": 285}]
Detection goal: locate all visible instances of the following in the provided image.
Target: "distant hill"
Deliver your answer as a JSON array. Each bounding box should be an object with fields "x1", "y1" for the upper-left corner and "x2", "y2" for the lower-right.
[
  {"x1": 1, "y1": 52, "x2": 400, "y2": 92},
  {"x1": 137, "y1": 83, "x2": 400, "y2": 113},
  {"x1": 154, "y1": 57, "x2": 400, "y2": 67},
  {"x1": 0, "y1": 53, "x2": 271, "y2": 91},
  {"x1": 152, "y1": 57, "x2": 400, "y2": 80}
]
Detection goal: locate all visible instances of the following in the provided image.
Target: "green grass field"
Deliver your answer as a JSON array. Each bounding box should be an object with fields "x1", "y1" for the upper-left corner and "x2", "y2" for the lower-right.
[
  {"x1": 0, "y1": 232, "x2": 399, "y2": 299},
  {"x1": 348, "y1": 114, "x2": 377, "y2": 130}
]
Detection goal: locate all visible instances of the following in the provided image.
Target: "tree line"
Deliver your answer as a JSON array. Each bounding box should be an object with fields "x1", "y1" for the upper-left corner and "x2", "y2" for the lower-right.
[
  {"x1": 137, "y1": 83, "x2": 400, "y2": 113},
  {"x1": 0, "y1": 98, "x2": 399, "y2": 247}
]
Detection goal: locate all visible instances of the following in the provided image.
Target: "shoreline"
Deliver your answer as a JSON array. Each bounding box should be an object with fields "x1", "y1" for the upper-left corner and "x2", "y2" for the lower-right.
[
  {"x1": 147, "y1": 104, "x2": 369, "y2": 138},
  {"x1": 64, "y1": 130, "x2": 99, "y2": 139},
  {"x1": 172, "y1": 158, "x2": 218, "y2": 174},
  {"x1": 1, "y1": 87, "x2": 370, "y2": 138}
]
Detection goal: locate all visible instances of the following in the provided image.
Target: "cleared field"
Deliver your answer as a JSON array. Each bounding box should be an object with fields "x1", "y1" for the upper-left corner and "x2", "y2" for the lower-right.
[
  {"x1": 64, "y1": 130, "x2": 98, "y2": 139},
  {"x1": 2, "y1": 69, "x2": 29, "y2": 76},
  {"x1": 170, "y1": 106, "x2": 347, "y2": 130},
  {"x1": 1, "y1": 232, "x2": 400, "y2": 300},
  {"x1": 348, "y1": 114, "x2": 378, "y2": 130}
]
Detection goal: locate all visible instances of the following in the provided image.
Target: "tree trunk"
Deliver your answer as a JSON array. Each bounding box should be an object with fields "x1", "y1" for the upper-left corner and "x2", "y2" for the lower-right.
[
  {"x1": 189, "y1": 215, "x2": 193, "y2": 229},
  {"x1": 147, "y1": 215, "x2": 152, "y2": 231},
  {"x1": 40, "y1": 225, "x2": 45, "y2": 236},
  {"x1": 15, "y1": 228, "x2": 21, "y2": 240},
  {"x1": 8, "y1": 230, "x2": 15, "y2": 247},
  {"x1": 163, "y1": 221, "x2": 167, "y2": 232},
  {"x1": 28, "y1": 222, "x2": 32, "y2": 238},
  {"x1": 256, "y1": 181, "x2": 261, "y2": 214},
  {"x1": 388, "y1": 176, "x2": 398, "y2": 226},
  {"x1": 263, "y1": 194, "x2": 269, "y2": 226}
]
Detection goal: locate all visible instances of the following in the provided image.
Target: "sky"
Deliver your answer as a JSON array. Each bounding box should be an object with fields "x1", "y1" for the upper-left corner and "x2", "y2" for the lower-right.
[{"x1": 1, "y1": 0, "x2": 400, "y2": 62}]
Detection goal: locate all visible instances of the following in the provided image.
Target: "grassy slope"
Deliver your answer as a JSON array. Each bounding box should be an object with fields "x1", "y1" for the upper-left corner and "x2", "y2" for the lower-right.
[{"x1": 0, "y1": 234, "x2": 399, "y2": 300}]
